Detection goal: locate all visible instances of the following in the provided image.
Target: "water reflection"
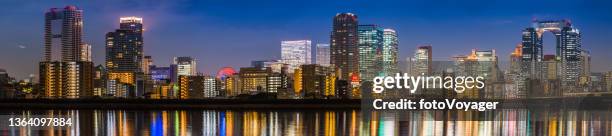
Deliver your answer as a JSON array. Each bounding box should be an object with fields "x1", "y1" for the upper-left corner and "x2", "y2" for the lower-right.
[{"x1": 1, "y1": 109, "x2": 612, "y2": 135}]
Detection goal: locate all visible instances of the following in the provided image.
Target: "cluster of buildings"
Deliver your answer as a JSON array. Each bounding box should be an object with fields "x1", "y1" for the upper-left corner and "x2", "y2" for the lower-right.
[
  {"x1": 405, "y1": 20, "x2": 611, "y2": 99},
  {"x1": 7, "y1": 7, "x2": 402, "y2": 99},
  {"x1": 0, "y1": 6, "x2": 611, "y2": 99}
]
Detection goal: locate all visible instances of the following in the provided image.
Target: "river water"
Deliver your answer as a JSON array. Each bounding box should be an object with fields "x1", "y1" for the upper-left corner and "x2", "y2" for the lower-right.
[{"x1": 1, "y1": 109, "x2": 611, "y2": 136}]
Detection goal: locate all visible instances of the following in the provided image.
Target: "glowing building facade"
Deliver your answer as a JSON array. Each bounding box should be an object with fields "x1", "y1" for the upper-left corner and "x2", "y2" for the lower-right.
[
  {"x1": 281, "y1": 40, "x2": 312, "y2": 73},
  {"x1": 105, "y1": 16, "x2": 145, "y2": 98},
  {"x1": 521, "y1": 20, "x2": 584, "y2": 89},
  {"x1": 316, "y1": 44, "x2": 331, "y2": 67},
  {"x1": 173, "y1": 56, "x2": 197, "y2": 77},
  {"x1": 382, "y1": 29, "x2": 399, "y2": 76},
  {"x1": 411, "y1": 45, "x2": 432, "y2": 76},
  {"x1": 300, "y1": 64, "x2": 336, "y2": 98},
  {"x1": 358, "y1": 24, "x2": 383, "y2": 82}
]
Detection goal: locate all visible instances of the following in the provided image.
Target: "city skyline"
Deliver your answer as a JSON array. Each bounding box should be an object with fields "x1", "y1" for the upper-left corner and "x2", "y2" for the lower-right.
[{"x1": 1, "y1": 0, "x2": 612, "y2": 79}]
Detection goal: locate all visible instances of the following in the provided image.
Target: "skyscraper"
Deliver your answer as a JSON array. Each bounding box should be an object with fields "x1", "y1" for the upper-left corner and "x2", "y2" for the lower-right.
[
  {"x1": 452, "y1": 49, "x2": 499, "y2": 98},
  {"x1": 44, "y1": 6, "x2": 83, "y2": 62},
  {"x1": 316, "y1": 44, "x2": 330, "y2": 67},
  {"x1": 105, "y1": 16, "x2": 144, "y2": 98},
  {"x1": 411, "y1": 45, "x2": 432, "y2": 76},
  {"x1": 174, "y1": 56, "x2": 197, "y2": 76},
  {"x1": 40, "y1": 6, "x2": 93, "y2": 98},
  {"x1": 330, "y1": 13, "x2": 359, "y2": 81},
  {"x1": 80, "y1": 43, "x2": 92, "y2": 62},
  {"x1": 281, "y1": 40, "x2": 312, "y2": 73},
  {"x1": 106, "y1": 17, "x2": 144, "y2": 73},
  {"x1": 357, "y1": 24, "x2": 383, "y2": 82},
  {"x1": 382, "y1": 29, "x2": 399, "y2": 76},
  {"x1": 521, "y1": 20, "x2": 583, "y2": 89},
  {"x1": 143, "y1": 56, "x2": 153, "y2": 74}
]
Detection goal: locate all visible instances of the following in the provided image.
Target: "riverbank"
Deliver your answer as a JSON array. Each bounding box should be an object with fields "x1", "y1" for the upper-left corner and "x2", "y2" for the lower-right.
[{"x1": 0, "y1": 99, "x2": 361, "y2": 110}]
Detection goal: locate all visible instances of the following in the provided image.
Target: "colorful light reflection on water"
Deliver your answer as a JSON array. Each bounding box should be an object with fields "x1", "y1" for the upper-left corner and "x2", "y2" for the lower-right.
[{"x1": 1, "y1": 109, "x2": 611, "y2": 136}]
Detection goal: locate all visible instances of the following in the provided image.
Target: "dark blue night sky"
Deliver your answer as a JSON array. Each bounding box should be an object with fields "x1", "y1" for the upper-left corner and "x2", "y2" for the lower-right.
[{"x1": 1, "y1": 0, "x2": 611, "y2": 79}]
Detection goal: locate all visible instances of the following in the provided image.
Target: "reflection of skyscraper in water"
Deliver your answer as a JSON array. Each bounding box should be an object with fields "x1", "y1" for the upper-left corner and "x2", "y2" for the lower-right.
[{"x1": 203, "y1": 110, "x2": 218, "y2": 135}]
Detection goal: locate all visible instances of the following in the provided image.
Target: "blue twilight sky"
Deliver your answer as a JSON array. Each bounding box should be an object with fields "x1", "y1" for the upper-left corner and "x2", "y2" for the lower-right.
[{"x1": 0, "y1": 0, "x2": 611, "y2": 79}]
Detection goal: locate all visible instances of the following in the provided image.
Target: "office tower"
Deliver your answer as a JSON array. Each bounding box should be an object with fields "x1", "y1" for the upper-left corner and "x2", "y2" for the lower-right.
[
  {"x1": 521, "y1": 20, "x2": 583, "y2": 88},
  {"x1": 80, "y1": 43, "x2": 91, "y2": 61},
  {"x1": 453, "y1": 49, "x2": 499, "y2": 77},
  {"x1": 506, "y1": 44, "x2": 524, "y2": 98},
  {"x1": 106, "y1": 16, "x2": 144, "y2": 98},
  {"x1": 382, "y1": 29, "x2": 399, "y2": 76},
  {"x1": 40, "y1": 6, "x2": 93, "y2": 98},
  {"x1": 300, "y1": 64, "x2": 336, "y2": 98},
  {"x1": 106, "y1": 17, "x2": 144, "y2": 73},
  {"x1": 509, "y1": 44, "x2": 523, "y2": 74},
  {"x1": 411, "y1": 45, "x2": 432, "y2": 76},
  {"x1": 331, "y1": 13, "x2": 359, "y2": 80},
  {"x1": 452, "y1": 49, "x2": 499, "y2": 98},
  {"x1": 281, "y1": 40, "x2": 312, "y2": 73},
  {"x1": 174, "y1": 56, "x2": 197, "y2": 76},
  {"x1": 143, "y1": 56, "x2": 153, "y2": 74},
  {"x1": 358, "y1": 24, "x2": 383, "y2": 82},
  {"x1": 239, "y1": 67, "x2": 272, "y2": 93},
  {"x1": 316, "y1": 44, "x2": 331, "y2": 67},
  {"x1": 142, "y1": 56, "x2": 154, "y2": 95},
  {"x1": 44, "y1": 6, "x2": 83, "y2": 62},
  {"x1": 473, "y1": 49, "x2": 499, "y2": 79},
  {"x1": 580, "y1": 50, "x2": 591, "y2": 77}
]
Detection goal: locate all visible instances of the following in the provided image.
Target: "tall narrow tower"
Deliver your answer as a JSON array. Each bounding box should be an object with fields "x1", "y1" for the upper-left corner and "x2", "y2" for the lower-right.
[
  {"x1": 330, "y1": 13, "x2": 359, "y2": 81},
  {"x1": 40, "y1": 6, "x2": 93, "y2": 98},
  {"x1": 105, "y1": 16, "x2": 145, "y2": 97}
]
